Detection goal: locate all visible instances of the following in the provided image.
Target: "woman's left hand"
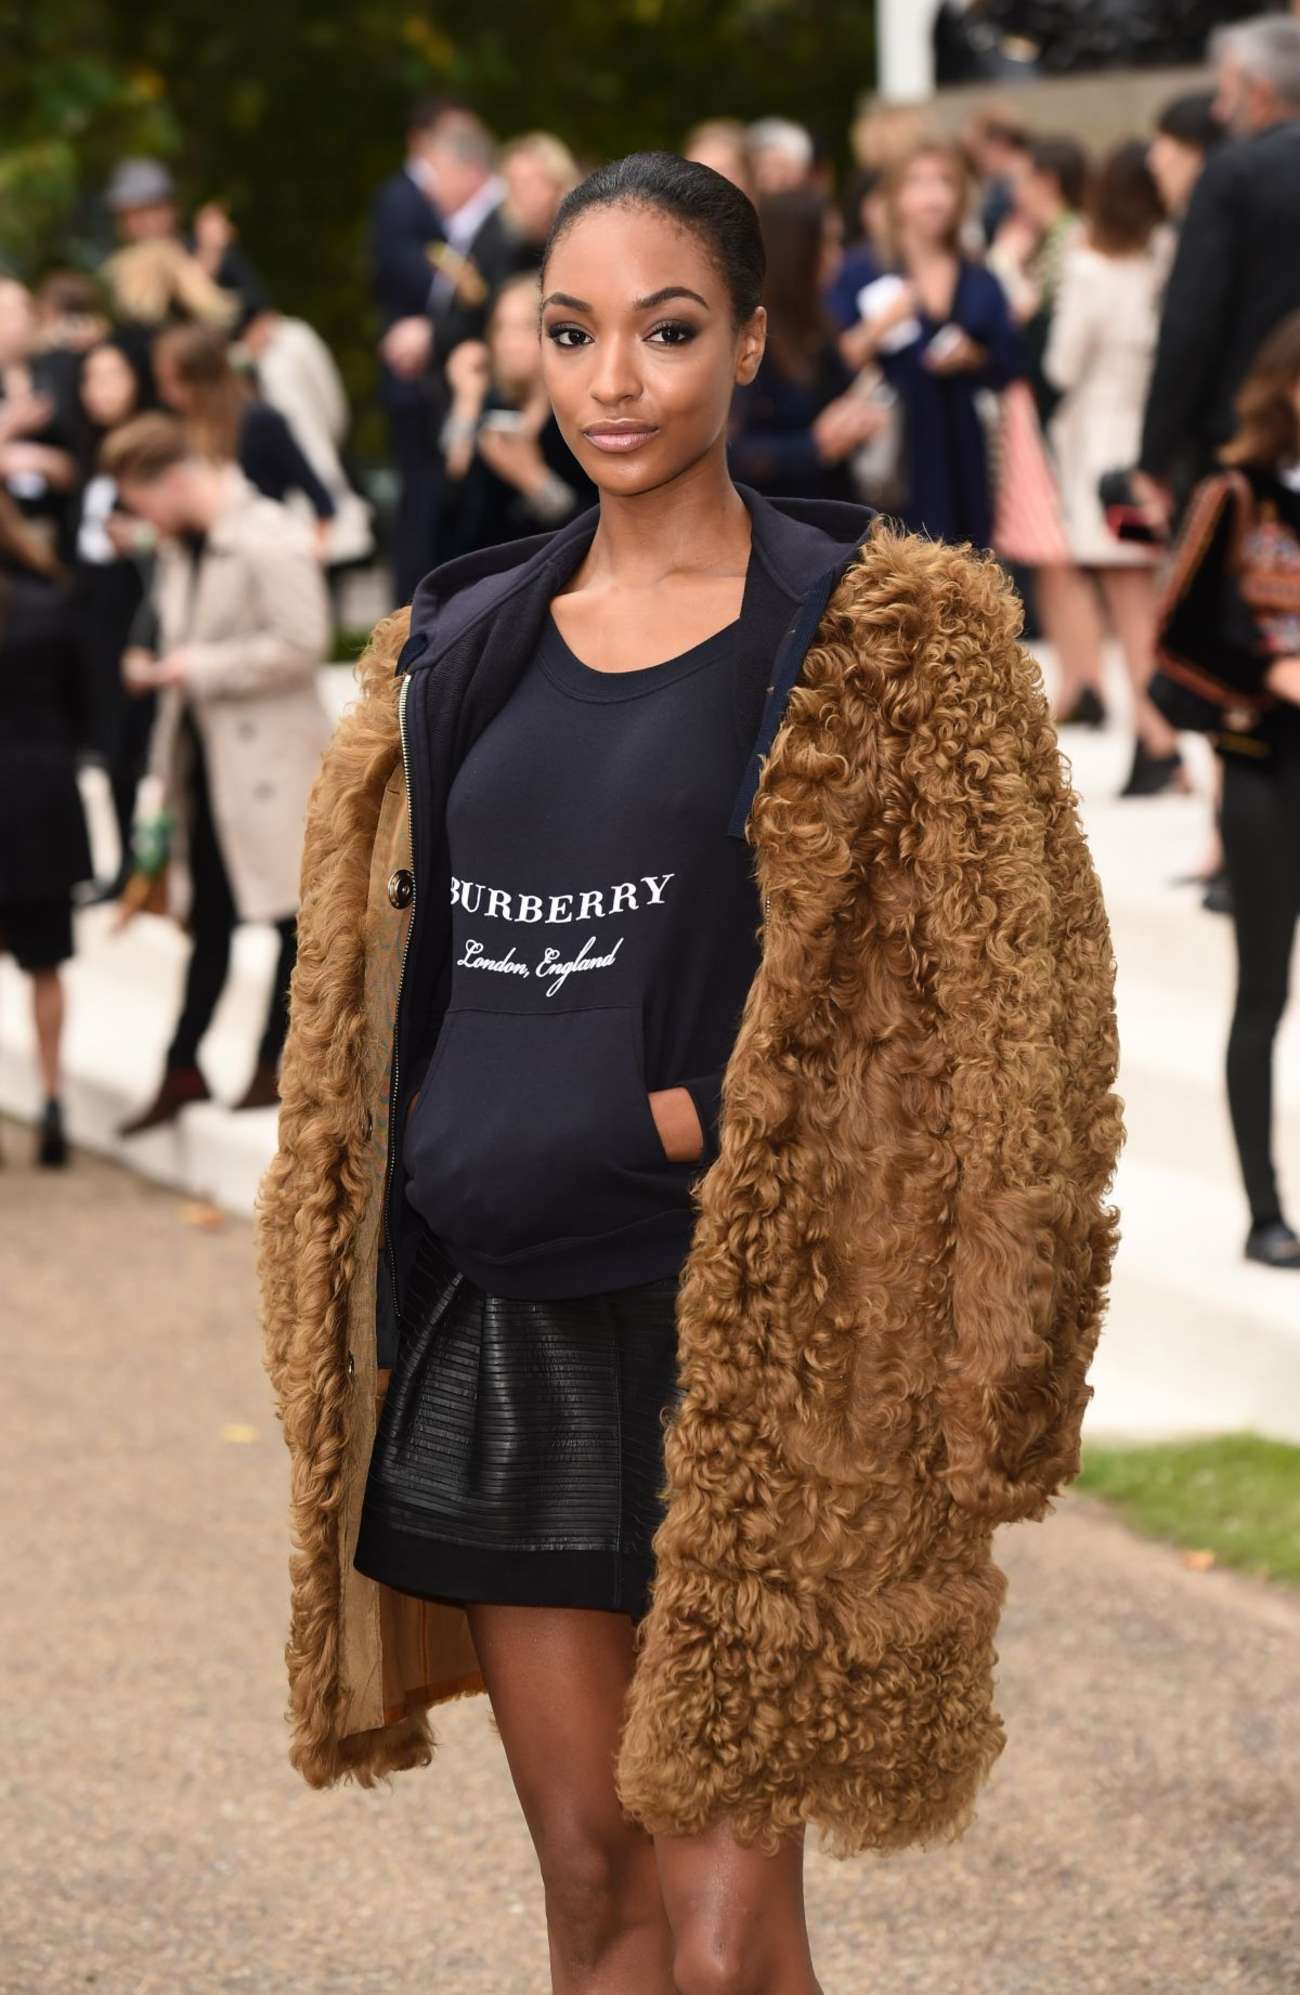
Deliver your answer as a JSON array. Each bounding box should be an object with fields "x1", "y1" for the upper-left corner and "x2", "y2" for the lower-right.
[
  {"x1": 476, "y1": 425, "x2": 548, "y2": 496},
  {"x1": 922, "y1": 329, "x2": 987, "y2": 375},
  {"x1": 648, "y1": 1087, "x2": 704, "y2": 1163}
]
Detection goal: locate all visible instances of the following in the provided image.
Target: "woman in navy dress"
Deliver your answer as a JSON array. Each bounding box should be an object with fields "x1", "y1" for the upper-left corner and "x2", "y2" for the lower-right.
[{"x1": 829, "y1": 139, "x2": 1027, "y2": 548}]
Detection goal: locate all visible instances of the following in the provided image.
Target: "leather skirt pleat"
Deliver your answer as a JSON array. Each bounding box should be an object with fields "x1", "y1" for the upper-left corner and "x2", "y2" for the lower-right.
[{"x1": 352, "y1": 1221, "x2": 683, "y2": 1622}]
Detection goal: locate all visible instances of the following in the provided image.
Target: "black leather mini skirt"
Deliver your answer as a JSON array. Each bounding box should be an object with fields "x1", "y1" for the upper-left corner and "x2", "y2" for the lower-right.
[{"x1": 352, "y1": 1220, "x2": 683, "y2": 1623}]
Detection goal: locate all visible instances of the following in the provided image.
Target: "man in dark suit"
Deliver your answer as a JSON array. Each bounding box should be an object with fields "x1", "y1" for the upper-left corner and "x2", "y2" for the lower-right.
[
  {"x1": 370, "y1": 99, "x2": 448, "y2": 604},
  {"x1": 1139, "y1": 14, "x2": 1300, "y2": 517}
]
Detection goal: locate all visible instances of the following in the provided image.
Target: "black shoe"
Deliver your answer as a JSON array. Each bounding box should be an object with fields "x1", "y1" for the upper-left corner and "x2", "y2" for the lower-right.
[
  {"x1": 1201, "y1": 867, "x2": 1233, "y2": 917},
  {"x1": 1244, "y1": 1218, "x2": 1300, "y2": 1268},
  {"x1": 1119, "y1": 740, "x2": 1192, "y2": 799},
  {"x1": 36, "y1": 1099, "x2": 68, "y2": 1168},
  {"x1": 1059, "y1": 685, "x2": 1108, "y2": 729},
  {"x1": 117, "y1": 1064, "x2": 211, "y2": 1137}
]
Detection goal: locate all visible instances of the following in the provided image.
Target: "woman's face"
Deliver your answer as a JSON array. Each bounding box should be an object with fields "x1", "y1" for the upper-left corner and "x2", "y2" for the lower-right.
[
  {"x1": 81, "y1": 346, "x2": 138, "y2": 429},
  {"x1": 895, "y1": 156, "x2": 961, "y2": 246},
  {"x1": 539, "y1": 202, "x2": 765, "y2": 500},
  {"x1": 1146, "y1": 133, "x2": 1203, "y2": 219},
  {"x1": 503, "y1": 150, "x2": 562, "y2": 242},
  {"x1": 490, "y1": 284, "x2": 544, "y2": 392}
]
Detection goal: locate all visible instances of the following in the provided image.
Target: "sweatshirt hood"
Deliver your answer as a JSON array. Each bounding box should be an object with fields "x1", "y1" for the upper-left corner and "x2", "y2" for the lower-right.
[{"x1": 399, "y1": 483, "x2": 877, "y2": 678}]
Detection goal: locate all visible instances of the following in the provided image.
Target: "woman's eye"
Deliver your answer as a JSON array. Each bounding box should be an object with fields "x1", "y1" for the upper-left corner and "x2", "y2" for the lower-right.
[
  {"x1": 648, "y1": 321, "x2": 697, "y2": 346},
  {"x1": 545, "y1": 324, "x2": 590, "y2": 349}
]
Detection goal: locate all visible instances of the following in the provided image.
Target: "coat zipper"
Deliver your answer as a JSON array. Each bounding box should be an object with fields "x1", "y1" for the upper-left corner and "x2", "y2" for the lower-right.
[{"x1": 381, "y1": 670, "x2": 416, "y2": 1333}]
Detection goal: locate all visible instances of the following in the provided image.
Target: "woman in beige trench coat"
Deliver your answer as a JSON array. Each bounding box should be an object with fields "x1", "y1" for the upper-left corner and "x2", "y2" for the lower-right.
[{"x1": 259, "y1": 154, "x2": 1124, "y2": 1993}]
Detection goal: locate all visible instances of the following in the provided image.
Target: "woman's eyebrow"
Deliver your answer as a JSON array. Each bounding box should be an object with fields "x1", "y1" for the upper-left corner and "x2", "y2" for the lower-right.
[{"x1": 540, "y1": 286, "x2": 711, "y2": 313}]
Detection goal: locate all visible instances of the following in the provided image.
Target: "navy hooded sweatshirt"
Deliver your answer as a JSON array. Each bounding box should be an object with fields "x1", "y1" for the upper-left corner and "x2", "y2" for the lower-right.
[{"x1": 379, "y1": 485, "x2": 876, "y2": 1342}]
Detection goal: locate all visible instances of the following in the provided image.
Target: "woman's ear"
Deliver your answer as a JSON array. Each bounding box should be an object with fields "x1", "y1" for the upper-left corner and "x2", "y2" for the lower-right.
[{"x1": 735, "y1": 306, "x2": 766, "y2": 387}]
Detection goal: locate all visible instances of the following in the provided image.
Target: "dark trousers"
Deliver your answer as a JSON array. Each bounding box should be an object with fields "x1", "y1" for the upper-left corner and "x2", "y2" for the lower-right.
[
  {"x1": 166, "y1": 716, "x2": 296, "y2": 1076},
  {"x1": 387, "y1": 388, "x2": 443, "y2": 606},
  {"x1": 1219, "y1": 732, "x2": 1300, "y2": 1227}
]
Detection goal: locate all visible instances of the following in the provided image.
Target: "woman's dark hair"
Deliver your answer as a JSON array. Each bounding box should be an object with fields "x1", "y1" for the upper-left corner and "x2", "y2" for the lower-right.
[
  {"x1": 152, "y1": 321, "x2": 248, "y2": 463},
  {"x1": 1220, "y1": 309, "x2": 1300, "y2": 470},
  {"x1": 756, "y1": 188, "x2": 835, "y2": 381},
  {"x1": 1029, "y1": 135, "x2": 1089, "y2": 213},
  {"x1": 1086, "y1": 140, "x2": 1164, "y2": 258},
  {"x1": 541, "y1": 150, "x2": 765, "y2": 328},
  {"x1": 1154, "y1": 90, "x2": 1227, "y2": 156}
]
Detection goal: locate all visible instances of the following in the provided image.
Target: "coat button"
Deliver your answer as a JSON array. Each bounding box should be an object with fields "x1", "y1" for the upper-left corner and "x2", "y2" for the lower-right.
[
  {"x1": 347, "y1": 1352, "x2": 356, "y2": 1379},
  {"x1": 387, "y1": 868, "x2": 414, "y2": 909}
]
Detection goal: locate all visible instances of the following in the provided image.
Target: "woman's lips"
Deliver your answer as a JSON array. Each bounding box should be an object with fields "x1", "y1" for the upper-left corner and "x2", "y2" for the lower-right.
[{"x1": 582, "y1": 425, "x2": 659, "y2": 453}]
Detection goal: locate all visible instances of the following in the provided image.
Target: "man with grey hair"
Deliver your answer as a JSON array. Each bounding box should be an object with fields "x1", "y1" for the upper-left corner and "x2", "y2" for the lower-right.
[
  {"x1": 1138, "y1": 11, "x2": 1300, "y2": 508},
  {"x1": 746, "y1": 117, "x2": 815, "y2": 195}
]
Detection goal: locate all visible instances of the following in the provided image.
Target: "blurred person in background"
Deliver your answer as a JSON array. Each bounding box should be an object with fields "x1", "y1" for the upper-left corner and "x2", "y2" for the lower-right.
[
  {"x1": 237, "y1": 307, "x2": 374, "y2": 573},
  {"x1": 1138, "y1": 13, "x2": 1300, "y2": 523},
  {"x1": 1043, "y1": 142, "x2": 1183, "y2": 796},
  {"x1": 75, "y1": 339, "x2": 154, "y2": 894},
  {"x1": 104, "y1": 414, "x2": 330, "y2": 1131},
  {"x1": 745, "y1": 117, "x2": 815, "y2": 195},
  {"x1": 0, "y1": 494, "x2": 93, "y2": 1168},
  {"x1": 1152, "y1": 314, "x2": 1300, "y2": 1269},
  {"x1": 499, "y1": 132, "x2": 580, "y2": 261},
  {"x1": 961, "y1": 105, "x2": 1033, "y2": 244},
  {"x1": 0, "y1": 279, "x2": 80, "y2": 563},
  {"x1": 370, "y1": 96, "x2": 449, "y2": 605},
  {"x1": 990, "y1": 134, "x2": 1088, "y2": 423},
  {"x1": 730, "y1": 187, "x2": 885, "y2": 502},
  {"x1": 436, "y1": 271, "x2": 595, "y2": 560},
  {"x1": 31, "y1": 273, "x2": 110, "y2": 360},
  {"x1": 152, "y1": 322, "x2": 336, "y2": 543},
  {"x1": 683, "y1": 118, "x2": 756, "y2": 199},
  {"x1": 1147, "y1": 91, "x2": 1227, "y2": 223},
  {"x1": 833, "y1": 140, "x2": 1026, "y2": 548},
  {"x1": 102, "y1": 158, "x2": 268, "y2": 329}
]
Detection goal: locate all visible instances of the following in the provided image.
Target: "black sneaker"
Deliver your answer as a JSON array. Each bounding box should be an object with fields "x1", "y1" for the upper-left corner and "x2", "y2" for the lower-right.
[
  {"x1": 1244, "y1": 1218, "x2": 1300, "y2": 1269},
  {"x1": 36, "y1": 1099, "x2": 68, "y2": 1168}
]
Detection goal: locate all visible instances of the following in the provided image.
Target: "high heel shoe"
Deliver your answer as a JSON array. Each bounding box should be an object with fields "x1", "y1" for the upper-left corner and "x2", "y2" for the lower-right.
[
  {"x1": 1058, "y1": 685, "x2": 1108, "y2": 729},
  {"x1": 1118, "y1": 739, "x2": 1193, "y2": 798}
]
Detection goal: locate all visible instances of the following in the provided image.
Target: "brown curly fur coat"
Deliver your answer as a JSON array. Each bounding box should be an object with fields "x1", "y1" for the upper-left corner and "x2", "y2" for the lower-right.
[{"x1": 257, "y1": 523, "x2": 1124, "y2": 1859}]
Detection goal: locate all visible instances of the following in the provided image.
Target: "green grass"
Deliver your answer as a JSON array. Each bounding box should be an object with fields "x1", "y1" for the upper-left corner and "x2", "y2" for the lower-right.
[{"x1": 1076, "y1": 1434, "x2": 1300, "y2": 1588}]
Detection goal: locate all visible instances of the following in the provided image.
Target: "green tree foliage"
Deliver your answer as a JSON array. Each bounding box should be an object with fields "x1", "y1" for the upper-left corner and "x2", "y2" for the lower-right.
[{"x1": 1, "y1": 1, "x2": 876, "y2": 448}]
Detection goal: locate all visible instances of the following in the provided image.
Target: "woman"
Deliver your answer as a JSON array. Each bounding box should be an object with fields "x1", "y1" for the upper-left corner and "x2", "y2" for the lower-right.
[
  {"x1": 833, "y1": 140, "x2": 1027, "y2": 547},
  {"x1": 258, "y1": 154, "x2": 1123, "y2": 1989},
  {"x1": 75, "y1": 338, "x2": 154, "y2": 889},
  {"x1": 436, "y1": 271, "x2": 596, "y2": 560},
  {"x1": 730, "y1": 187, "x2": 884, "y2": 503},
  {"x1": 1154, "y1": 313, "x2": 1300, "y2": 1270},
  {"x1": 1147, "y1": 91, "x2": 1226, "y2": 225},
  {"x1": 150, "y1": 322, "x2": 336, "y2": 536},
  {"x1": 102, "y1": 414, "x2": 331, "y2": 1130},
  {"x1": 1044, "y1": 142, "x2": 1184, "y2": 798},
  {"x1": 0, "y1": 494, "x2": 93, "y2": 1166}
]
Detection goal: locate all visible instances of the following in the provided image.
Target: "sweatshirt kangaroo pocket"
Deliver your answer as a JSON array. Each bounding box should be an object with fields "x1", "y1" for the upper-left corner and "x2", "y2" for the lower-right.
[{"x1": 402, "y1": 1004, "x2": 693, "y2": 1262}]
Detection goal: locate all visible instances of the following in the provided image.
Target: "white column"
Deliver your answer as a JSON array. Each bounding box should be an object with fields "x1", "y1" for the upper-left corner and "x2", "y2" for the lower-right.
[{"x1": 876, "y1": 0, "x2": 943, "y2": 102}]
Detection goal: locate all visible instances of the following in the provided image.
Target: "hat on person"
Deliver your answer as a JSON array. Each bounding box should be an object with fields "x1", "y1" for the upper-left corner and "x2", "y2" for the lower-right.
[{"x1": 105, "y1": 158, "x2": 176, "y2": 212}]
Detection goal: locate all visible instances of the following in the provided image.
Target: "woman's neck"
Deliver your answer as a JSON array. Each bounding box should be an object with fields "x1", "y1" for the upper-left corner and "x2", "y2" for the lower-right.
[{"x1": 580, "y1": 450, "x2": 751, "y2": 590}]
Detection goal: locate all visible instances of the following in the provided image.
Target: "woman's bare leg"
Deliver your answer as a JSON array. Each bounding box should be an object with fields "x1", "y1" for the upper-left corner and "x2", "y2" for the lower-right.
[
  {"x1": 1098, "y1": 564, "x2": 1181, "y2": 757},
  {"x1": 655, "y1": 1816, "x2": 823, "y2": 1995},
  {"x1": 465, "y1": 1602, "x2": 674, "y2": 1994},
  {"x1": 32, "y1": 968, "x2": 64, "y2": 1097},
  {"x1": 1036, "y1": 561, "x2": 1106, "y2": 716}
]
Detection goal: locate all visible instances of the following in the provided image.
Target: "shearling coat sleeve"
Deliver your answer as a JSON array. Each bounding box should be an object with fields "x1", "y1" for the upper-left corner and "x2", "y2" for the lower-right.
[{"x1": 910, "y1": 545, "x2": 1124, "y2": 1523}]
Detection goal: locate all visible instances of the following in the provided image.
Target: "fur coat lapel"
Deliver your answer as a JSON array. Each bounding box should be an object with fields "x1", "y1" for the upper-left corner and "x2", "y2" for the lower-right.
[{"x1": 258, "y1": 523, "x2": 1123, "y2": 1858}]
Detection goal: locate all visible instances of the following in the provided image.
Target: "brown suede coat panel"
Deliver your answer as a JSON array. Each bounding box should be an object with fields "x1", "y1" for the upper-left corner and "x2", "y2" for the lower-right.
[{"x1": 257, "y1": 525, "x2": 1124, "y2": 1859}]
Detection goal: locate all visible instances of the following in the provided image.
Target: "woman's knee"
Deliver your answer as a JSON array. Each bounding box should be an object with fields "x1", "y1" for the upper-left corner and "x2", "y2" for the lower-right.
[
  {"x1": 534, "y1": 1809, "x2": 653, "y2": 1957},
  {"x1": 671, "y1": 1922, "x2": 796, "y2": 1995}
]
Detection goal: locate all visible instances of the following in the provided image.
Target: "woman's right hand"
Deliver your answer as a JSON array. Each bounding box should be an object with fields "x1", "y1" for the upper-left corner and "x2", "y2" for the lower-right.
[
  {"x1": 812, "y1": 392, "x2": 888, "y2": 466},
  {"x1": 1264, "y1": 657, "x2": 1300, "y2": 705}
]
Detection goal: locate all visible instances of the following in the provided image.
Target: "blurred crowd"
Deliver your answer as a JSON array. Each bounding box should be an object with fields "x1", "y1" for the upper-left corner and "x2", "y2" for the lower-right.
[{"x1": 3, "y1": 11, "x2": 1300, "y2": 1260}]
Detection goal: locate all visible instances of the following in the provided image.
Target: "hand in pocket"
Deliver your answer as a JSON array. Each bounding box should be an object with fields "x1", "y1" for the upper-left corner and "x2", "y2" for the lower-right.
[{"x1": 647, "y1": 1087, "x2": 704, "y2": 1163}]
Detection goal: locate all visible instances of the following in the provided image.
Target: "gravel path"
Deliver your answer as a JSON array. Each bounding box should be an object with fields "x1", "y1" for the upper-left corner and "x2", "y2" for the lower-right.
[{"x1": 4, "y1": 1137, "x2": 1297, "y2": 1995}]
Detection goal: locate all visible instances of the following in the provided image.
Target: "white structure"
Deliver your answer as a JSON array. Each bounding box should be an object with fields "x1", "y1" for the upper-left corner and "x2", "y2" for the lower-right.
[{"x1": 877, "y1": 0, "x2": 943, "y2": 102}]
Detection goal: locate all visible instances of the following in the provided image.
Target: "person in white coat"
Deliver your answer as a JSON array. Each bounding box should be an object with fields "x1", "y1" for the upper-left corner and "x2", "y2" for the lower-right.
[
  {"x1": 237, "y1": 310, "x2": 375, "y2": 569},
  {"x1": 100, "y1": 412, "x2": 332, "y2": 1130},
  {"x1": 1044, "y1": 142, "x2": 1186, "y2": 797}
]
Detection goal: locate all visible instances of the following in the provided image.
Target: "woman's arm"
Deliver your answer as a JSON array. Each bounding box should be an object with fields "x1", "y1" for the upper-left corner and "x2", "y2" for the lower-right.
[
  {"x1": 242, "y1": 402, "x2": 337, "y2": 520},
  {"x1": 1042, "y1": 249, "x2": 1099, "y2": 396}
]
